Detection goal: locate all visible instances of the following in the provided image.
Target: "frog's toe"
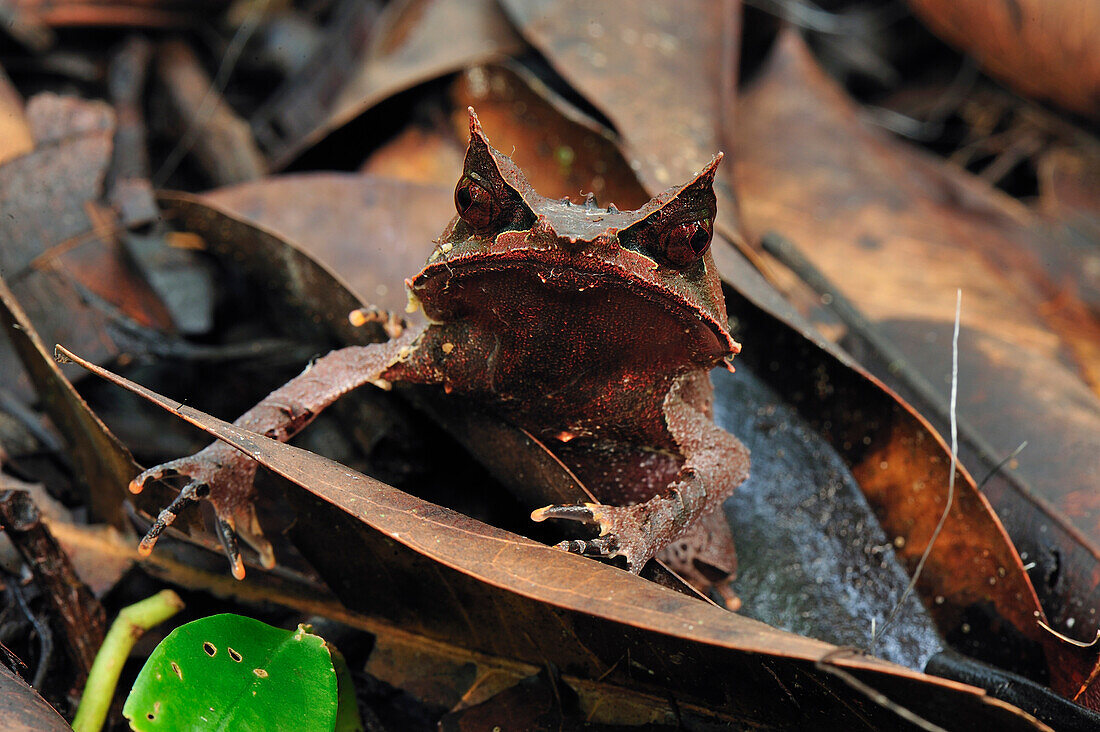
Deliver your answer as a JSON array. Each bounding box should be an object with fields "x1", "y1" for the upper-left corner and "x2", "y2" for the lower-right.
[
  {"x1": 213, "y1": 513, "x2": 246, "y2": 580},
  {"x1": 129, "y1": 462, "x2": 174, "y2": 495},
  {"x1": 530, "y1": 503, "x2": 600, "y2": 525},
  {"x1": 137, "y1": 479, "x2": 209, "y2": 556},
  {"x1": 554, "y1": 536, "x2": 618, "y2": 557}
]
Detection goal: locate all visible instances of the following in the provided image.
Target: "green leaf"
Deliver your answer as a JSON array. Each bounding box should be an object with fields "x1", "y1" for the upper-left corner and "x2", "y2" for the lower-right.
[
  {"x1": 330, "y1": 648, "x2": 364, "y2": 732},
  {"x1": 123, "y1": 614, "x2": 338, "y2": 731}
]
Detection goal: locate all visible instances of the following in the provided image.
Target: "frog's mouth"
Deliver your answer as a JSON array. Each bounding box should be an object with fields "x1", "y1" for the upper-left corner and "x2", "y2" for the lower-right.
[{"x1": 408, "y1": 244, "x2": 740, "y2": 365}]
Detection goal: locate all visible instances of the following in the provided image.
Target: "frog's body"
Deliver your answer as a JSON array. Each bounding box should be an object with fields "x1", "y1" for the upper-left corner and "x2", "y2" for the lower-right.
[{"x1": 131, "y1": 110, "x2": 750, "y2": 593}]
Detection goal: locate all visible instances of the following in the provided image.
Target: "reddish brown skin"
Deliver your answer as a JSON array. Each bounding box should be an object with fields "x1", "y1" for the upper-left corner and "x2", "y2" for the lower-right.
[{"x1": 131, "y1": 110, "x2": 750, "y2": 588}]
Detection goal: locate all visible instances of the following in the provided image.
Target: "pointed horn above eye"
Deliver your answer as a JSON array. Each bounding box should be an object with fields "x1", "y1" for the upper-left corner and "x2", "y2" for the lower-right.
[
  {"x1": 618, "y1": 152, "x2": 723, "y2": 240},
  {"x1": 464, "y1": 106, "x2": 506, "y2": 169},
  {"x1": 468, "y1": 106, "x2": 490, "y2": 147},
  {"x1": 458, "y1": 106, "x2": 537, "y2": 224},
  {"x1": 686, "y1": 152, "x2": 723, "y2": 189},
  {"x1": 653, "y1": 152, "x2": 723, "y2": 204}
]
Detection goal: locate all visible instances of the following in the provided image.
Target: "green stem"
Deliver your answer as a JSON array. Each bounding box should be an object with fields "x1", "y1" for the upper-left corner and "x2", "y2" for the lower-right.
[{"x1": 72, "y1": 589, "x2": 185, "y2": 732}]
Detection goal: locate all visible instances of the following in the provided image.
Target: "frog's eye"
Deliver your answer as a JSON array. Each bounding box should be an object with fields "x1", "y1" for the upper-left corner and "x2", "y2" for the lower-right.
[
  {"x1": 455, "y1": 176, "x2": 498, "y2": 231},
  {"x1": 659, "y1": 220, "x2": 712, "y2": 266}
]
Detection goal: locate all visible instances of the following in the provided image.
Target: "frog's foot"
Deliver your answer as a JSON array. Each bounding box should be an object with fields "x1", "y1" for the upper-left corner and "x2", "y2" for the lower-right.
[
  {"x1": 556, "y1": 536, "x2": 618, "y2": 557},
  {"x1": 531, "y1": 502, "x2": 662, "y2": 572},
  {"x1": 130, "y1": 443, "x2": 273, "y2": 580}
]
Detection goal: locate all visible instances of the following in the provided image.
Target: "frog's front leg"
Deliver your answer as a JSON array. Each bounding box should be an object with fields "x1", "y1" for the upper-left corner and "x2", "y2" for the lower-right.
[
  {"x1": 130, "y1": 326, "x2": 429, "y2": 578},
  {"x1": 532, "y1": 376, "x2": 750, "y2": 574}
]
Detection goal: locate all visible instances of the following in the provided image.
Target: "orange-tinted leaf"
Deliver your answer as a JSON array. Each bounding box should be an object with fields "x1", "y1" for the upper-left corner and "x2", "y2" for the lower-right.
[
  {"x1": 908, "y1": 0, "x2": 1100, "y2": 118},
  {"x1": 449, "y1": 63, "x2": 649, "y2": 210},
  {"x1": 732, "y1": 29, "x2": 1100, "y2": 701},
  {"x1": 359, "y1": 124, "x2": 465, "y2": 184},
  {"x1": 0, "y1": 66, "x2": 32, "y2": 165},
  {"x1": 8, "y1": 0, "x2": 231, "y2": 28}
]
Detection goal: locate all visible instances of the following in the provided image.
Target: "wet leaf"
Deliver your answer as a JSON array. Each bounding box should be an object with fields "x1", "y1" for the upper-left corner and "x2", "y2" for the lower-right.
[
  {"x1": 716, "y1": 366, "x2": 942, "y2": 669},
  {"x1": 908, "y1": 0, "x2": 1100, "y2": 118},
  {"x1": 123, "y1": 615, "x2": 338, "y2": 732},
  {"x1": 719, "y1": 253, "x2": 1073, "y2": 689},
  {"x1": 60, "y1": 348, "x2": 1052, "y2": 730},
  {"x1": 732, "y1": 29, "x2": 1100, "y2": 701}
]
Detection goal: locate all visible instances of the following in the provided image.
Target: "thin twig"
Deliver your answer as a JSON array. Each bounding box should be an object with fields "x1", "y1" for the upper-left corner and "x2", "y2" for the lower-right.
[
  {"x1": 873, "y1": 290, "x2": 961, "y2": 646},
  {"x1": 977, "y1": 441, "x2": 1027, "y2": 490}
]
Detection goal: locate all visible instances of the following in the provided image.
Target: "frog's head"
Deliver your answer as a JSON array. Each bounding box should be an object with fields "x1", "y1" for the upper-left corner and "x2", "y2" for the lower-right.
[{"x1": 407, "y1": 108, "x2": 739, "y2": 368}]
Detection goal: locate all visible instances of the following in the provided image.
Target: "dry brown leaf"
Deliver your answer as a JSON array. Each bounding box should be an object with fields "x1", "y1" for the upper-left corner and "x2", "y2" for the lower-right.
[
  {"x1": 733, "y1": 29, "x2": 1100, "y2": 702},
  {"x1": 498, "y1": 0, "x2": 747, "y2": 251},
  {"x1": 908, "y1": 0, "x2": 1100, "y2": 118},
  {"x1": 0, "y1": 66, "x2": 32, "y2": 165},
  {"x1": 275, "y1": 0, "x2": 523, "y2": 168}
]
